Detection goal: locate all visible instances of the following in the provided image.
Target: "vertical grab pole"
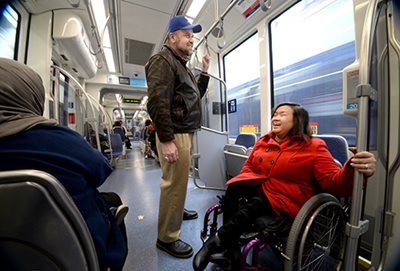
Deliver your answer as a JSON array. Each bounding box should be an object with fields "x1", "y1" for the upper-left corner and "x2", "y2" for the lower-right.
[
  {"x1": 344, "y1": 0, "x2": 379, "y2": 270},
  {"x1": 194, "y1": 67, "x2": 229, "y2": 133}
]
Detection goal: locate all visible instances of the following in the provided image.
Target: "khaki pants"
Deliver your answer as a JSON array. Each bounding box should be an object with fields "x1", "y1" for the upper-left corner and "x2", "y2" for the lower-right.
[{"x1": 156, "y1": 133, "x2": 193, "y2": 242}]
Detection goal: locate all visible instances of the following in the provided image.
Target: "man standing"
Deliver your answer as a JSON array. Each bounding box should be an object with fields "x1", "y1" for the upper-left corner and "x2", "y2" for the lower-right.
[{"x1": 145, "y1": 15, "x2": 210, "y2": 258}]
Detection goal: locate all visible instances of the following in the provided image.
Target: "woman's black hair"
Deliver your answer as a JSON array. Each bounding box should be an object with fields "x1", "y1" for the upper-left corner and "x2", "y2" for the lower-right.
[{"x1": 272, "y1": 102, "x2": 311, "y2": 140}]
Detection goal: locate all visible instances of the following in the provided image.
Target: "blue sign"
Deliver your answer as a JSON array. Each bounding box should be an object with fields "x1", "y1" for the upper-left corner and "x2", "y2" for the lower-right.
[
  {"x1": 130, "y1": 78, "x2": 146, "y2": 87},
  {"x1": 347, "y1": 103, "x2": 358, "y2": 110},
  {"x1": 228, "y1": 99, "x2": 237, "y2": 113}
]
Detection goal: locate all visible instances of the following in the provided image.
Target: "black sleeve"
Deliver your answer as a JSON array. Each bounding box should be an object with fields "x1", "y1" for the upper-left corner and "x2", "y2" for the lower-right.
[
  {"x1": 197, "y1": 73, "x2": 210, "y2": 98},
  {"x1": 145, "y1": 55, "x2": 175, "y2": 142}
]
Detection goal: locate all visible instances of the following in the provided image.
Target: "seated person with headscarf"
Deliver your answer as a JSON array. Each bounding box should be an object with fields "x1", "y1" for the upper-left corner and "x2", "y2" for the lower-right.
[
  {"x1": 0, "y1": 58, "x2": 128, "y2": 271},
  {"x1": 193, "y1": 102, "x2": 377, "y2": 271}
]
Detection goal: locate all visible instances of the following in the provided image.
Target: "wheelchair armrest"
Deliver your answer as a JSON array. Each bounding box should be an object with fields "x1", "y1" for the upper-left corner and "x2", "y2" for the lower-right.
[{"x1": 224, "y1": 144, "x2": 248, "y2": 155}]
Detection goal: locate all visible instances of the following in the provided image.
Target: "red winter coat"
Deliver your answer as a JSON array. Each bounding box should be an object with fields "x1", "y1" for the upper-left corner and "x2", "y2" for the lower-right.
[{"x1": 227, "y1": 131, "x2": 354, "y2": 218}]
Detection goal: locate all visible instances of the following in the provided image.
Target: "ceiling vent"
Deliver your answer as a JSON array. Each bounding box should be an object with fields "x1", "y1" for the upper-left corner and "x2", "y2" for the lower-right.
[{"x1": 125, "y1": 38, "x2": 155, "y2": 65}]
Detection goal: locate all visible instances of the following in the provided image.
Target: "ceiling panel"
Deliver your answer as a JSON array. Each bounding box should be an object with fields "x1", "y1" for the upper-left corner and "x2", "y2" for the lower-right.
[
  {"x1": 120, "y1": 0, "x2": 181, "y2": 76},
  {"x1": 124, "y1": 38, "x2": 155, "y2": 65},
  {"x1": 122, "y1": 0, "x2": 179, "y2": 14},
  {"x1": 18, "y1": 0, "x2": 81, "y2": 14}
]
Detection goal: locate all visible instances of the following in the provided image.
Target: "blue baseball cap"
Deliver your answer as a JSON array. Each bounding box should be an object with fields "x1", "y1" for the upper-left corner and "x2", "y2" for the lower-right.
[{"x1": 168, "y1": 16, "x2": 202, "y2": 33}]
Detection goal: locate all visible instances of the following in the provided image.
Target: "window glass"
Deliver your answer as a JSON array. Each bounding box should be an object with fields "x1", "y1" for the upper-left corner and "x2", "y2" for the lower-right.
[
  {"x1": 270, "y1": 0, "x2": 357, "y2": 145},
  {"x1": 223, "y1": 33, "x2": 260, "y2": 138},
  {"x1": 0, "y1": 4, "x2": 19, "y2": 59},
  {"x1": 58, "y1": 73, "x2": 69, "y2": 126}
]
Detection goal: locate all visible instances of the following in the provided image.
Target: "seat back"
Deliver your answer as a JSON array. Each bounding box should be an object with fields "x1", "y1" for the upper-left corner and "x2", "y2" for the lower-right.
[
  {"x1": 224, "y1": 144, "x2": 249, "y2": 179},
  {"x1": 0, "y1": 170, "x2": 99, "y2": 271},
  {"x1": 112, "y1": 127, "x2": 126, "y2": 141},
  {"x1": 110, "y1": 133, "x2": 124, "y2": 157},
  {"x1": 235, "y1": 133, "x2": 257, "y2": 148},
  {"x1": 314, "y1": 134, "x2": 350, "y2": 166},
  {"x1": 223, "y1": 133, "x2": 256, "y2": 180}
]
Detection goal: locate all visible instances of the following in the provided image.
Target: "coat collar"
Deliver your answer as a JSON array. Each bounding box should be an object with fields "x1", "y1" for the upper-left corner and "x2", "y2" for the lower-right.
[
  {"x1": 261, "y1": 131, "x2": 309, "y2": 146},
  {"x1": 163, "y1": 44, "x2": 189, "y2": 65}
]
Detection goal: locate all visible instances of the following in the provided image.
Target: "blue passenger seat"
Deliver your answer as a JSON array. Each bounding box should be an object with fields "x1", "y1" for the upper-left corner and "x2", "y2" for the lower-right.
[
  {"x1": 234, "y1": 133, "x2": 257, "y2": 148},
  {"x1": 110, "y1": 133, "x2": 124, "y2": 157},
  {"x1": 112, "y1": 127, "x2": 126, "y2": 142},
  {"x1": 109, "y1": 133, "x2": 125, "y2": 167},
  {"x1": 0, "y1": 170, "x2": 99, "y2": 270},
  {"x1": 314, "y1": 134, "x2": 351, "y2": 167}
]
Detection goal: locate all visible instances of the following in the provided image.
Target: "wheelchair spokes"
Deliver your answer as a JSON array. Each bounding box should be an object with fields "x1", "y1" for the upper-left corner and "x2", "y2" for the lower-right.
[
  {"x1": 198, "y1": 193, "x2": 347, "y2": 271},
  {"x1": 285, "y1": 194, "x2": 346, "y2": 271}
]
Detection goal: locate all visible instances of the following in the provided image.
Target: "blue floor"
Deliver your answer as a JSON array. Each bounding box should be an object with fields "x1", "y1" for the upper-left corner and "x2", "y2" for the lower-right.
[{"x1": 99, "y1": 142, "x2": 223, "y2": 271}]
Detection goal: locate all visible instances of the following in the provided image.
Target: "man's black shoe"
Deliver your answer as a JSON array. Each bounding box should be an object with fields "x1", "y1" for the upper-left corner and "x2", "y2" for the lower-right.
[
  {"x1": 156, "y1": 239, "x2": 193, "y2": 258},
  {"x1": 183, "y1": 208, "x2": 198, "y2": 220}
]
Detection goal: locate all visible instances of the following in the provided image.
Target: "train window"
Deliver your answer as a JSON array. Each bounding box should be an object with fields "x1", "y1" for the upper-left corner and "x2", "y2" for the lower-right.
[
  {"x1": 58, "y1": 73, "x2": 69, "y2": 126},
  {"x1": 223, "y1": 33, "x2": 260, "y2": 138},
  {"x1": 0, "y1": 3, "x2": 20, "y2": 59},
  {"x1": 270, "y1": 0, "x2": 357, "y2": 145}
]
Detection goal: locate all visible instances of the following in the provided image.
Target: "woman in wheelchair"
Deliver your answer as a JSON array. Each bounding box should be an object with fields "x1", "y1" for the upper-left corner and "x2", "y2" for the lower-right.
[{"x1": 193, "y1": 102, "x2": 377, "y2": 271}]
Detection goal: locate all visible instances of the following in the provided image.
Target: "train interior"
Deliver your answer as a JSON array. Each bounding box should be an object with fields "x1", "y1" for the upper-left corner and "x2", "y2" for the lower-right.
[{"x1": 1, "y1": 0, "x2": 400, "y2": 270}]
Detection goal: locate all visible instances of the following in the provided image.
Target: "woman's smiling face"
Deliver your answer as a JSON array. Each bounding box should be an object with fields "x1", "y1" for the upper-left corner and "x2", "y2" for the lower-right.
[{"x1": 271, "y1": 105, "x2": 294, "y2": 142}]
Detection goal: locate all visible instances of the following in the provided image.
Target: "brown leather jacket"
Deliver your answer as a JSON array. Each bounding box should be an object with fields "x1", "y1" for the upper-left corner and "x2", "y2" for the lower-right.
[{"x1": 145, "y1": 45, "x2": 209, "y2": 142}]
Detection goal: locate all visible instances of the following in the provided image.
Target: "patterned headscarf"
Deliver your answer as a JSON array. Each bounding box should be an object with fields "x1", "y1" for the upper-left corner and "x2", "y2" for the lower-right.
[{"x1": 0, "y1": 58, "x2": 56, "y2": 138}]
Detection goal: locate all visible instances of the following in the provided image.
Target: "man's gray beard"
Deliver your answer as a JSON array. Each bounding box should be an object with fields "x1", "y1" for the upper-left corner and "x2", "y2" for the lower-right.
[{"x1": 182, "y1": 51, "x2": 192, "y2": 62}]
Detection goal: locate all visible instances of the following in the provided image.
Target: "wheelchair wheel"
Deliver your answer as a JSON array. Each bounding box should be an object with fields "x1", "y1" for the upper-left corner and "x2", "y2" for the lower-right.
[{"x1": 284, "y1": 193, "x2": 346, "y2": 271}]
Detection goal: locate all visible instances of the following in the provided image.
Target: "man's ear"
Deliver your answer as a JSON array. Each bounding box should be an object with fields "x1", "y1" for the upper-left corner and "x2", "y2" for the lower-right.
[{"x1": 169, "y1": 32, "x2": 176, "y2": 43}]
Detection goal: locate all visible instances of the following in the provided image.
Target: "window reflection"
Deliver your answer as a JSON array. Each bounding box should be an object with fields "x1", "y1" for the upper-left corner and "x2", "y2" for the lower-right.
[
  {"x1": 224, "y1": 33, "x2": 260, "y2": 138},
  {"x1": 0, "y1": 4, "x2": 19, "y2": 59},
  {"x1": 270, "y1": 0, "x2": 357, "y2": 145}
]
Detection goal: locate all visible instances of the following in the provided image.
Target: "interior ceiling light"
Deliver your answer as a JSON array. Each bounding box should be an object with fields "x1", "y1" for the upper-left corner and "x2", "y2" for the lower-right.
[
  {"x1": 186, "y1": 0, "x2": 207, "y2": 20},
  {"x1": 90, "y1": 0, "x2": 115, "y2": 73}
]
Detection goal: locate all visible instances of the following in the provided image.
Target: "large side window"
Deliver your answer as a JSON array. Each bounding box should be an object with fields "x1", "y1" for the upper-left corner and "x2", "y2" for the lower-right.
[
  {"x1": 270, "y1": 0, "x2": 357, "y2": 145},
  {"x1": 58, "y1": 72, "x2": 69, "y2": 126},
  {"x1": 223, "y1": 33, "x2": 260, "y2": 138},
  {"x1": 0, "y1": 4, "x2": 20, "y2": 59}
]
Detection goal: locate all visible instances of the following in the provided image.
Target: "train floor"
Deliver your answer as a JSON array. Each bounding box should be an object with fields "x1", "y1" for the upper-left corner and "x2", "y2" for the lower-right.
[{"x1": 99, "y1": 141, "x2": 223, "y2": 271}]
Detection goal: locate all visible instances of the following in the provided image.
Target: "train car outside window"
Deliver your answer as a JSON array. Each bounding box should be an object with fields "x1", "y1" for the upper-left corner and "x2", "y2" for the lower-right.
[
  {"x1": 0, "y1": 4, "x2": 20, "y2": 59},
  {"x1": 58, "y1": 72, "x2": 69, "y2": 127},
  {"x1": 270, "y1": 0, "x2": 357, "y2": 145},
  {"x1": 223, "y1": 33, "x2": 260, "y2": 138}
]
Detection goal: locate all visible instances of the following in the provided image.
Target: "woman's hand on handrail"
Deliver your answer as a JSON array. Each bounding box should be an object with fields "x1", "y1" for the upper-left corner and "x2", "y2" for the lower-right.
[{"x1": 349, "y1": 148, "x2": 377, "y2": 177}]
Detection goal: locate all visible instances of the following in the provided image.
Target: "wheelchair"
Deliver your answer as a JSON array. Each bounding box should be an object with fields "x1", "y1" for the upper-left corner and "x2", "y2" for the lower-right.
[{"x1": 200, "y1": 192, "x2": 347, "y2": 271}]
